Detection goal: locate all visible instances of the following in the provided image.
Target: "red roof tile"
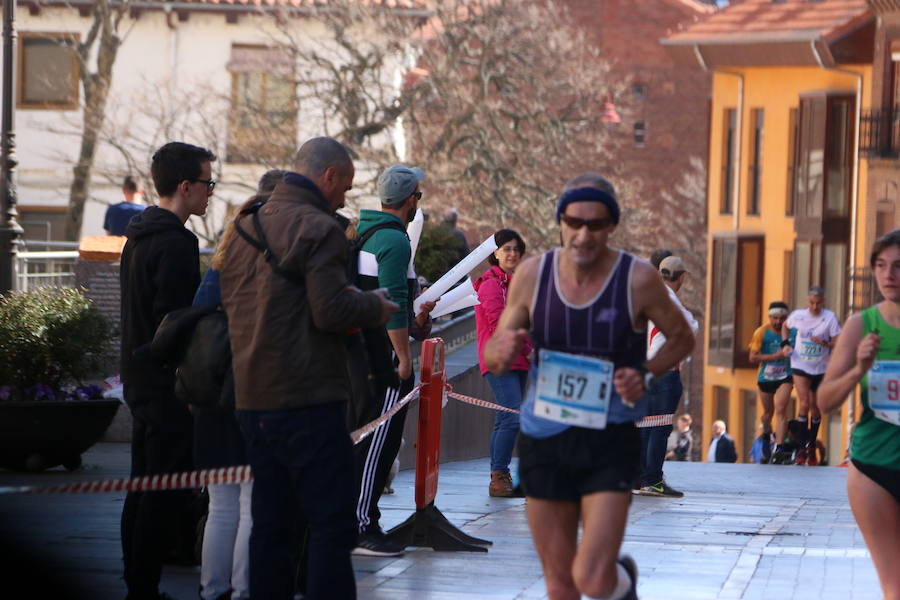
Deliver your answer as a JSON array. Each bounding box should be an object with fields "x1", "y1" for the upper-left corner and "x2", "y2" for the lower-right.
[{"x1": 665, "y1": 0, "x2": 870, "y2": 44}]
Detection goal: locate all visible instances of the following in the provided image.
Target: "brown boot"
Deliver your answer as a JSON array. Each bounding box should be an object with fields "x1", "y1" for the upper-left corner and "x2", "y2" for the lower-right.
[{"x1": 489, "y1": 470, "x2": 514, "y2": 497}]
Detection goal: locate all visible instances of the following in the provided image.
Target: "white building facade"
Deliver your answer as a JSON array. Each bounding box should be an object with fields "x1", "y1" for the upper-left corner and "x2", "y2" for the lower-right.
[{"x1": 4, "y1": 0, "x2": 424, "y2": 245}]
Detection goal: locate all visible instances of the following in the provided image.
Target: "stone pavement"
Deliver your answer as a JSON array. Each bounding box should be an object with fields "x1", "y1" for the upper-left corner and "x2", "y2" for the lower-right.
[{"x1": 0, "y1": 443, "x2": 882, "y2": 599}]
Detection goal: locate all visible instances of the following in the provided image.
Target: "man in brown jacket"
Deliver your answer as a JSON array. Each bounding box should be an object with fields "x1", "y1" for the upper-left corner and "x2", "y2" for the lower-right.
[{"x1": 220, "y1": 137, "x2": 396, "y2": 600}]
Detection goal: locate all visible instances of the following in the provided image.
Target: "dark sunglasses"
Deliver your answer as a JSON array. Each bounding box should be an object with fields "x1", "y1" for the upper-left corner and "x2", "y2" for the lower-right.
[
  {"x1": 191, "y1": 178, "x2": 216, "y2": 193},
  {"x1": 412, "y1": 190, "x2": 423, "y2": 200},
  {"x1": 559, "y1": 214, "x2": 613, "y2": 232}
]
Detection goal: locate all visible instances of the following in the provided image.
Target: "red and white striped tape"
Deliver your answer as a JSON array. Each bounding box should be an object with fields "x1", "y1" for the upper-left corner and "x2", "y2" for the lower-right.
[
  {"x1": 350, "y1": 384, "x2": 421, "y2": 444},
  {"x1": 0, "y1": 465, "x2": 253, "y2": 496},
  {"x1": 0, "y1": 385, "x2": 423, "y2": 496},
  {"x1": 446, "y1": 390, "x2": 674, "y2": 428},
  {"x1": 0, "y1": 384, "x2": 675, "y2": 496}
]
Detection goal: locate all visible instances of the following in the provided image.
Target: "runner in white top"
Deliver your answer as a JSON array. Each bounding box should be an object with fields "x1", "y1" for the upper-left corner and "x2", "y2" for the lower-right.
[
  {"x1": 782, "y1": 286, "x2": 841, "y2": 465},
  {"x1": 637, "y1": 255, "x2": 699, "y2": 497}
]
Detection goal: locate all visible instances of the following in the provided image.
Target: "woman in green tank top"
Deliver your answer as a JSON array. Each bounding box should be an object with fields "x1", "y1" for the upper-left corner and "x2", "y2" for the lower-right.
[{"x1": 819, "y1": 229, "x2": 900, "y2": 600}]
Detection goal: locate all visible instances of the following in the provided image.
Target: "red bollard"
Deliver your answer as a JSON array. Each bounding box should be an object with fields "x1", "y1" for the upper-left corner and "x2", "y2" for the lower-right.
[
  {"x1": 387, "y1": 338, "x2": 492, "y2": 552},
  {"x1": 414, "y1": 337, "x2": 445, "y2": 510}
]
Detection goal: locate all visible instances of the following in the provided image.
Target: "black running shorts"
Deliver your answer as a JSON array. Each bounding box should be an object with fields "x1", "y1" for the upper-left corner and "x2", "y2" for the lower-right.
[
  {"x1": 792, "y1": 369, "x2": 824, "y2": 392},
  {"x1": 757, "y1": 377, "x2": 792, "y2": 394},
  {"x1": 852, "y1": 459, "x2": 900, "y2": 504},
  {"x1": 518, "y1": 423, "x2": 640, "y2": 502}
]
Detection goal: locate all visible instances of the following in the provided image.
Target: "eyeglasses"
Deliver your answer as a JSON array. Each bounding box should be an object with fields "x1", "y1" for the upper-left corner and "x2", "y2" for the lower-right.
[
  {"x1": 191, "y1": 178, "x2": 216, "y2": 193},
  {"x1": 559, "y1": 214, "x2": 613, "y2": 232},
  {"x1": 412, "y1": 191, "x2": 423, "y2": 200}
]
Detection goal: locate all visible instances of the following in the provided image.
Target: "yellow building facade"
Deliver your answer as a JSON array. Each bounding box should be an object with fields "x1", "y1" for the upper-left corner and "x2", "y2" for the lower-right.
[{"x1": 664, "y1": 0, "x2": 891, "y2": 463}]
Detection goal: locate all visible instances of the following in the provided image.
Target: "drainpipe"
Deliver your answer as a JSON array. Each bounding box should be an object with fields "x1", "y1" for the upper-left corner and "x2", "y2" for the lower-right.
[
  {"x1": 810, "y1": 40, "x2": 863, "y2": 437},
  {"x1": 694, "y1": 45, "x2": 744, "y2": 453},
  {"x1": 694, "y1": 45, "x2": 743, "y2": 232},
  {"x1": 810, "y1": 40, "x2": 862, "y2": 316},
  {"x1": 163, "y1": 4, "x2": 179, "y2": 108}
]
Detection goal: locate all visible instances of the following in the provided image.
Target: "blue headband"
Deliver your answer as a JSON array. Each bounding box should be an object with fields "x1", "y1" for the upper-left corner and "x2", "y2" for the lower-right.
[{"x1": 555, "y1": 187, "x2": 620, "y2": 225}]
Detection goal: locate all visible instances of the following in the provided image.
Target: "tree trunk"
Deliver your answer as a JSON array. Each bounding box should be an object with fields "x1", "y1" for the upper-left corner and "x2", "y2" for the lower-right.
[
  {"x1": 65, "y1": 84, "x2": 108, "y2": 240},
  {"x1": 64, "y1": 1, "x2": 120, "y2": 241}
]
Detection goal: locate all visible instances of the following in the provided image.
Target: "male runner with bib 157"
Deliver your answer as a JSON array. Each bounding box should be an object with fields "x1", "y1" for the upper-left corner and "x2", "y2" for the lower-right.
[
  {"x1": 819, "y1": 229, "x2": 900, "y2": 600},
  {"x1": 484, "y1": 173, "x2": 694, "y2": 600}
]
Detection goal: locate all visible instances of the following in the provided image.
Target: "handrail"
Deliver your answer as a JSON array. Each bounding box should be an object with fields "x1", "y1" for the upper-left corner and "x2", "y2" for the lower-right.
[{"x1": 18, "y1": 251, "x2": 79, "y2": 260}]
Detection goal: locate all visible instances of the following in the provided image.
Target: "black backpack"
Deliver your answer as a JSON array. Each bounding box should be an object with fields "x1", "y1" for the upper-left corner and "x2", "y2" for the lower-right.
[
  {"x1": 346, "y1": 220, "x2": 407, "y2": 281},
  {"x1": 146, "y1": 303, "x2": 234, "y2": 411}
]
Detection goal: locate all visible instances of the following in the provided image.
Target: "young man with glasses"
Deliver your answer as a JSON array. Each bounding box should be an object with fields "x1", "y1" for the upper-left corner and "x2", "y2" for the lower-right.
[
  {"x1": 485, "y1": 173, "x2": 694, "y2": 600},
  {"x1": 351, "y1": 164, "x2": 435, "y2": 557},
  {"x1": 119, "y1": 141, "x2": 216, "y2": 600}
]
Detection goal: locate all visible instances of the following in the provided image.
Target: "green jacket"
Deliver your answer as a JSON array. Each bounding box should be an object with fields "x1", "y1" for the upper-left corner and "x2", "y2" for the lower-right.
[{"x1": 356, "y1": 209, "x2": 411, "y2": 331}]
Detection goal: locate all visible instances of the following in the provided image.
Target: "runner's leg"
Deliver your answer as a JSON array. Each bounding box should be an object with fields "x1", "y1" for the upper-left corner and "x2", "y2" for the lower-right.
[
  {"x1": 526, "y1": 498, "x2": 580, "y2": 600},
  {"x1": 794, "y1": 375, "x2": 812, "y2": 457},
  {"x1": 572, "y1": 491, "x2": 632, "y2": 598},
  {"x1": 758, "y1": 389, "x2": 774, "y2": 435},
  {"x1": 848, "y1": 464, "x2": 900, "y2": 599},
  {"x1": 773, "y1": 381, "x2": 792, "y2": 446}
]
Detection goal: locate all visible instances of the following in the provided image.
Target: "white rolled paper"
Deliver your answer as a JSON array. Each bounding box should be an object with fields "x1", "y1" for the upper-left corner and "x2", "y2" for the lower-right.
[
  {"x1": 407, "y1": 208, "x2": 424, "y2": 268},
  {"x1": 431, "y1": 294, "x2": 480, "y2": 319},
  {"x1": 429, "y1": 277, "x2": 475, "y2": 316},
  {"x1": 413, "y1": 234, "x2": 498, "y2": 314}
]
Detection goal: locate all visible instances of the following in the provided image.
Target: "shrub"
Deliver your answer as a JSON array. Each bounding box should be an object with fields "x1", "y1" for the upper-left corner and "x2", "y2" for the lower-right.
[
  {"x1": 0, "y1": 287, "x2": 116, "y2": 400},
  {"x1": 415, "y1": 224, "x2": 463, "y2": 284}
]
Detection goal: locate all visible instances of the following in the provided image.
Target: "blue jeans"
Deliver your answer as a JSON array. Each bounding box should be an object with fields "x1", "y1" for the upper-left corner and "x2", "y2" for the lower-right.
[
  {"x1": 486, "y1": 370, "x2": 527, "y2": 472},
  {"x1": 639, "y1": 370, "x2": 683, "y2": 486},
  {"x1": 237, "y1": 404, "x2": 356, "y2": 600}
]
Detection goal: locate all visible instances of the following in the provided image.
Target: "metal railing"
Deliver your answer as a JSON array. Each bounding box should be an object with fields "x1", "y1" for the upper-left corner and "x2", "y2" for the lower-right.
[
  {"x1": 15, "y1": 251, "x2": 79, "y2": 291},
  {"x1": 860, "y1": 106, "x2": 900, "y2": 159}
]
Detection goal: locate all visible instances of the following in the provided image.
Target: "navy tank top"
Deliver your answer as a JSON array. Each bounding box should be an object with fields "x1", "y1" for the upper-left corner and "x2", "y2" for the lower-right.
[{"x1": 521, "y1": 249, "x2": 648, "y2": 438}]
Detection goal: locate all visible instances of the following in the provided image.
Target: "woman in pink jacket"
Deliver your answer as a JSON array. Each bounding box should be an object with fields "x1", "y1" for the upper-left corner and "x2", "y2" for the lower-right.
[{"x1": 475, "y1": 229, "x2": 531, "y2": 497}]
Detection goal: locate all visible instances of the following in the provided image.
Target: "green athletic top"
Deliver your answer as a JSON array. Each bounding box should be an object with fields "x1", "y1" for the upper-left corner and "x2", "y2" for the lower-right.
[{"x1": 851, "y1": 306, "x2": 900, "y2": 470}]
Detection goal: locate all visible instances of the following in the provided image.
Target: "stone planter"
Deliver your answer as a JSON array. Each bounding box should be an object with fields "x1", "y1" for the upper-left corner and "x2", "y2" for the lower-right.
[{"x1": 0, "y1": 399, "x2": 120, "y2": 472}]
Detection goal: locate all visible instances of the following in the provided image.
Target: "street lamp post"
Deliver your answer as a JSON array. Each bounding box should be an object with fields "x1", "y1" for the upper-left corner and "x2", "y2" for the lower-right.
[{"x1": 0, "y1": 0, "x2": 22, "y2": 293}]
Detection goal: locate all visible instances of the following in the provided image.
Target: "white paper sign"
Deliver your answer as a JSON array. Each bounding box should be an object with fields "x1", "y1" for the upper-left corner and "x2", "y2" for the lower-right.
[
  {"x1": 413, "y1": 234, "x2": 498, "y2": 314},
  {"x1": 431, "y1": 294, "x2": 480, "y2": 319},
  {"x1": 407, "y1": 208, "x2": 424, "y2": 269},
  {"x1": 430, "y1": 277, "x2": 475, "y2": 314}
]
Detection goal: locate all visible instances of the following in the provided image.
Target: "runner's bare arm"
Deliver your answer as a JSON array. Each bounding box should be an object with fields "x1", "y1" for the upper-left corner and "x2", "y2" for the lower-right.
[
  {"x1": 483, "y1": 255, "x2": 540, "y2": 375},
  {"x1": 750, "y1": 348, "x2": 788, "y2": 363},
  {"x1": 819, "y1": 315, "x2": 875, "y2": 412},
  {"x1": 632, "y1": 261, "x2": 694, "y2": 376}
]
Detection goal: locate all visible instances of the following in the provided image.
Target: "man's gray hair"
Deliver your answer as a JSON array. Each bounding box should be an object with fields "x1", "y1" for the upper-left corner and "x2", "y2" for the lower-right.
[
  {"x1": 293, "y1": 137, "x2": 353, "y2": 179},
  {"x1": 563, "y1": 172, "x2": 617, "y2": 197},
  {"x1": 443, "y1": 208, "x2": 458, "y2": 225},
  {"x1": 808, "y1": 286, "x2": 825, "y2": 297}
]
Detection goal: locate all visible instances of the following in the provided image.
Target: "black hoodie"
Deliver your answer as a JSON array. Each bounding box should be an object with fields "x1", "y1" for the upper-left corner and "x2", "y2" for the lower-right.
[{"x1": 119, "y1": 205, "x2": 200, "y2": 397}]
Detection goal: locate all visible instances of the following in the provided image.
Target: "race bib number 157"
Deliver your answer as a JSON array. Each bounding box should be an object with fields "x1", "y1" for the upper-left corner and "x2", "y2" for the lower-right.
[
  {"x1": 868, "y1": 360, "x2": 900, "y2": 427},
  {"x1": 534, "y1": 349, "x2": 612, "y2": 430}
]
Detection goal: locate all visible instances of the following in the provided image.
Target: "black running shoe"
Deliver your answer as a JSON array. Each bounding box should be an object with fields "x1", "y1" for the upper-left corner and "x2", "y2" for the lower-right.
[
  {"x1": 637, "y1": 480, "x2": 684, "y2": 498},
  {"x1": 352, "y1": 530, "x2": 405, "y2": 557},
  {"x1": 770, "y1": 445, "x2": 786, "y2": 464},
  {"x1": 619, "y1": 554, "x2": 639, "y2": 600}
]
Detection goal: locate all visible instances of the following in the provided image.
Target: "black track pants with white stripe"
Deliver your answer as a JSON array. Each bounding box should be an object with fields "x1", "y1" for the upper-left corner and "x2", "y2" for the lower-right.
[{"x1": 353, "y1": 371, "x2": 415, "y2": 535}]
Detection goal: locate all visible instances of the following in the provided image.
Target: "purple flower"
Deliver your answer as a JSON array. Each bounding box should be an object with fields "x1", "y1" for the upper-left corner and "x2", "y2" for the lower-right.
[
  {"x1": 0, "y1": 386, "x2": 11, "y2": 401},
  {"x1": 25, "y1": 384, "x2": 56, "y2": 402}
]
